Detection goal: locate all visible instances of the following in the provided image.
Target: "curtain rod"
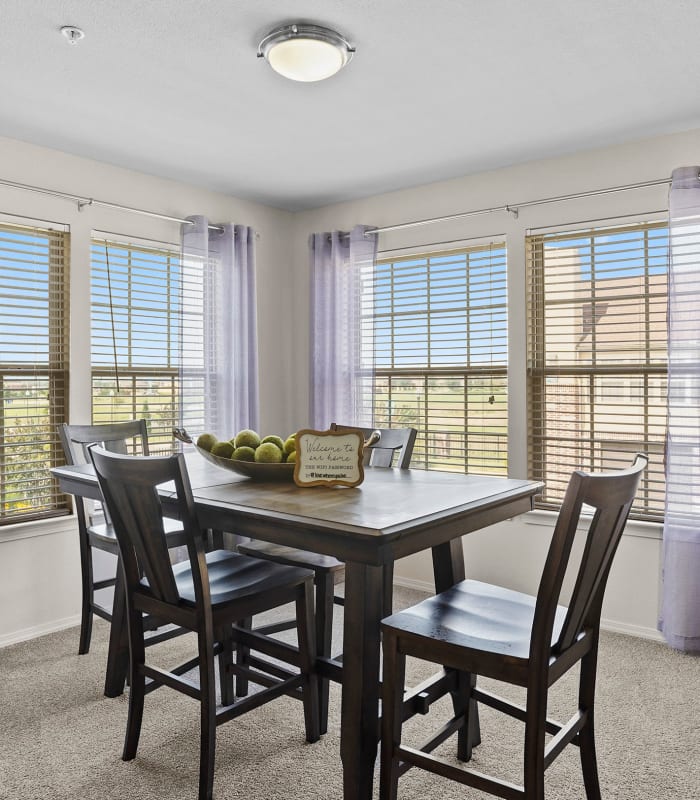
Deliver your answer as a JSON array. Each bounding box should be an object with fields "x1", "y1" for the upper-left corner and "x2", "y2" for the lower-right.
[
  {"x1": 364, "y1": 176, "x2": 678, "y2": 236},
  {"x1": 4, "y1": 171, "x2": 694, "y2": 240},
  {"x1": 0, "y1": 177, "x2": 224, "y2": 232}
]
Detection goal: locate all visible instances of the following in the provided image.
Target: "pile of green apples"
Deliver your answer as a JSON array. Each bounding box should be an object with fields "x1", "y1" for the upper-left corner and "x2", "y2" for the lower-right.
[{"x1": 196, "y1": 429, "x2": 297, "y2": 463}]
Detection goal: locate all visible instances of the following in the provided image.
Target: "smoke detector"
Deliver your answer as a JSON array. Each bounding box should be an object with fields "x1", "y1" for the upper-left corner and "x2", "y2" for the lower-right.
[{"x1": 60, "y1": 26, "x2": 85, "y2": 45}]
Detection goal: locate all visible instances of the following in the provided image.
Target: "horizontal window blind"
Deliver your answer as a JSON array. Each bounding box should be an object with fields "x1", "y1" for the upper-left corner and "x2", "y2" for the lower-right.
[
  {"x1": 527, "y1": 221, "x2": 668, "y2": 520},
  {"x1": 366, "y1": 244, "x2": 507, "y2": 475},
  {"x1": 91, "y1": 238, "x2": 205, "y2": 453},
  {"x1": 0, "y1": 221, "x2": 70, "y2": 524}
]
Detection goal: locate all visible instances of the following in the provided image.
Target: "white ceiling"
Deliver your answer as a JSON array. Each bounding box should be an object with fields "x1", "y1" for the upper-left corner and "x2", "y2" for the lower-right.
[{"x1": 2, "y1": 1, "x2": 700, "y2": 211}]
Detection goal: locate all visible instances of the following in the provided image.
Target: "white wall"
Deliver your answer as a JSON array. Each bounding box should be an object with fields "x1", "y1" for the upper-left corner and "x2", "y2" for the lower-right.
[
  {"x1": 291, "y1": 127, "x2": 700, "y2": 640},
  {"x1": 0, "y1": 136, "x2": 294, "y2": 645},
  {"x1": 1, "y1": 128, "x2": 697, "y2": 645}
]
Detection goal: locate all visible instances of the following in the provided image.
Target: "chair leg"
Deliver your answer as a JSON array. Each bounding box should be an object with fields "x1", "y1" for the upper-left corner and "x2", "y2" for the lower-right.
[
  {"x1": 218, "y1": 625, "x2": 235, "y2": 707},
  {"x1": 104, "y1": 566, "x2": 130, "y2": 697},
  {"x1": 450, "y1": 669, "x2": 480, "y2": 761},
  {"x1": 381, "y1": 562, "x2": 394, "y2": 617},
  {"x1": 78, "y1": 537, "x2": 94, "y2": 655},
  {"x1": 198, "y1": 626, "x2": 217, "y2": 800},
  {"x1": 315, "y1": 571, "x2": 335, "y2": 735},
  {"x1": 579, "y1": 650, "x2": 602, "y2": 800},
  {"x1": 379, "y1": 628, "x2": 405, "y2": 800},
  {"x1": 122, "y1": 610, "x2": 145, "y2": 761},
  {"x1": 523, "y1": 685, "x2": 547, "y2": 800},
  {"x1": 297, "y1": 581, "x2": 321, "y2": 744},
  {"x1": 235, "y1": 617, "x2": 251, "y2": 697},
  {"x1": 209, "y1": 528, "x2": 225, "y2": 550}
]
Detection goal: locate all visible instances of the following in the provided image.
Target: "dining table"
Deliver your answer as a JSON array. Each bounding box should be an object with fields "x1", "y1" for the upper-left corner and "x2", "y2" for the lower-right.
[{"x1": 52, "y1": 450, "x2": 542, "y2": 800}]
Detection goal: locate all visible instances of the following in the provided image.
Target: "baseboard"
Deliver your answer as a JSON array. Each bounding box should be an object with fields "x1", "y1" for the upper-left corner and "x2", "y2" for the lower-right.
[
  {"x1": 1, "y1": 586, "x2": 665, "y2": 650},
  {"x1": 598, "y1": 617, "x2": 664, "y2": 642},
  {"x1": 393, "y1": 576, "x2": 664, "y2": 643},
  {"x1": 393, "y1": 575, "x2": 434, "y2": 594},
  {"x1": 0, "y1": 614, "x2": 80, "y2": 649}
]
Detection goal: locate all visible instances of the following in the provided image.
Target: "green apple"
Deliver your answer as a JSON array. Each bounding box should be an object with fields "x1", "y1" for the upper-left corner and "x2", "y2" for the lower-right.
[
  {"x1": 231, "y1": 446, "x2": 256, "y2": 462},
  {"x1": 283, "y1": 434, "x2": 297, "y2": 455},
  {"x1": 261, "y1": 434, "x2": 285, "y2": 452},
  {"x1": 211, "y1": 440, "x2": 234, "y2": 459},
  {"x1": 254, "y1": 442, "x2": 283, "y2": 463},
  {"x1": 234, "y1": 429, "x2": 261, "y2": 449},
  {"x1": 196, "y1": 432, "x2": 217, "y2": 452}
]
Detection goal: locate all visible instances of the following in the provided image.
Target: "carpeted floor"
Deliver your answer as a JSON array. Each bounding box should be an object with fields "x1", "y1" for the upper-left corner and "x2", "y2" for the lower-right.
[{"x1": 1, "y1": 585, "x2": 698, "y2": 800}]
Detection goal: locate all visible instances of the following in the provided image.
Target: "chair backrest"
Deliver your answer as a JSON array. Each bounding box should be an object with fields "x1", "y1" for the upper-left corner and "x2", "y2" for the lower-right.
[
  {"x1": 58, "y1": 420, "x2": 151, "y2": 526},
  {"x1": 89, "y1": 446, "x2": 204, "y2": 607},
  {"x1": 330, "y1": 424, "x2": 417, "y2": 469},
  {"x1": 58, "y1": 420, "x2": 150, "y2": 466},
  {"x1": 533, "y1": 454, "x2": 647, "y2": 658}
]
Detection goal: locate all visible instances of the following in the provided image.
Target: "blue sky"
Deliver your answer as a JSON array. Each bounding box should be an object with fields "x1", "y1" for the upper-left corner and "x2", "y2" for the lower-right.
[{"x1": 0, "y1": 229, "x2": 52, "y2": 363}]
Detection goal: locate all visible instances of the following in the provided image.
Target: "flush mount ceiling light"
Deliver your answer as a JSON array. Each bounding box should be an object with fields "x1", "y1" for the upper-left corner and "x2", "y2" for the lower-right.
[{"x1": 257, "y1": 23, "x2": 354, "y2": 82}]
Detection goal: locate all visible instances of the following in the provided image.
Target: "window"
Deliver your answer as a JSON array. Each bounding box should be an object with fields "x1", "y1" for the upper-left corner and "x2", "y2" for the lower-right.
[
  {"x1": 90, "y1": 237, "x2": 204, "y2": 453},
  {"x1": 527, "y1": 221, "x2": 668, "y2": 520},
  {"x1": 364, "y1": 243, "x2": 507, "y2": 475},
  {"x1": 0, "y1": 219, "x2": 70, "y2": 524}
]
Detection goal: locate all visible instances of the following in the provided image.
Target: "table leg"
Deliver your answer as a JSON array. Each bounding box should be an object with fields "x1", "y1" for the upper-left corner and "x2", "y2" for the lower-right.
[
  {"x1": 340, "y1": 561, "x2": 384, "y2": 800},
  {"x1": 431, "y1": 537, "x2": 481, "y2": 759},
  {"x1": 104, "y1": 564, "x2": 129, "y2": 697}
]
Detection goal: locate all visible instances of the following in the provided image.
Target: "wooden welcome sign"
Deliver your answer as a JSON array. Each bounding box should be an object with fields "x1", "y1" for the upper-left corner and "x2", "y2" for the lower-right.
[{"x1": 293, "y1": 428, "x2": 365, "y2": 488}]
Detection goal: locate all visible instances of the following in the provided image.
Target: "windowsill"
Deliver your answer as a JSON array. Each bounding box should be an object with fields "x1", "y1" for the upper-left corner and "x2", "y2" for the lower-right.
[
  {"x1": 0, "y1": 514, "x2": 77, "y2": 543},
  {"x1": 521, "y1": 508, "x2": 663, "y2": 540}
]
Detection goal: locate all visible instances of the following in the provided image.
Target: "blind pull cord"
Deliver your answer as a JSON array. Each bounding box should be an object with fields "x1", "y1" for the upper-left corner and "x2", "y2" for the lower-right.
[{"x1": 104, "y1": 243, "x2": 121, "y2": 392}]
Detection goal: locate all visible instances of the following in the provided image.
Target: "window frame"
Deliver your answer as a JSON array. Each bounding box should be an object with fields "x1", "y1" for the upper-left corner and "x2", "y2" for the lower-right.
[
  {"x1": 526, "y1": 218, "x2": 668, "y2": 521},
  {"x1": 0, "y1": 216, "x2": 70, "y2": 525},
  {"x1": 365, "y1": 241, "x2": 509, "y2": 476},
  {"x1": 90, "y1": 234, "x2": 188, "y2": 454}
]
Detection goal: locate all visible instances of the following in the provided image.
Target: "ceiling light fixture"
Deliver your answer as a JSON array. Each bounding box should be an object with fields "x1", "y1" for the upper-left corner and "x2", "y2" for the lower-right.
[{"x1": 257, "y1": 23, "x2": 354, "y2": 82}]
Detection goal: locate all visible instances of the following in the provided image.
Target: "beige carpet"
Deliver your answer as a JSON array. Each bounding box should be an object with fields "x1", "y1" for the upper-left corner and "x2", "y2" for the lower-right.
[{"x1": 1, "y1": 585, "x2": 698, "y2": 800}]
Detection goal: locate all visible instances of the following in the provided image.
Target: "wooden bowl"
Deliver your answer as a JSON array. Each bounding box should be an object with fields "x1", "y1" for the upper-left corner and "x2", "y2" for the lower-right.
[{"x1": 195, "y1": 444, "x2": 295, "y2": 482}]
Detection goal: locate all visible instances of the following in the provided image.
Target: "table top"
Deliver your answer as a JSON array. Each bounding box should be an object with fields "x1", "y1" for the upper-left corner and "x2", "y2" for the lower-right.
[
  {"x1": 52, "y1": 451, "x2": 543, "y2": 565},
  {"x1": 189, "y1": 462, "x2": 536, "y2": 534}
]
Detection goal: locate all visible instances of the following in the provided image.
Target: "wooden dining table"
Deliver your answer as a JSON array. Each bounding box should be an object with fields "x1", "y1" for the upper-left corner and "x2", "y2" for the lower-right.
[{"x1": 52, "y1": 451, "x2": 542, "y2": 800}]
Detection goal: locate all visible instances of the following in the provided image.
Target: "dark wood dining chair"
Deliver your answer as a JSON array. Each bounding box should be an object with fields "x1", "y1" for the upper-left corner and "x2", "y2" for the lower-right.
[
  {"x1": 237, "y1": 423, "x2": 417, "y2": 733},
  {"x1": 379, "y1": 454, "x2": 647, "y2": 800},
  {"x1": 89, "y1": 445, "x2": 320, "y2": 800},
  {"x1": 58, "y1": 420, "x2": 187, "y2": 655}
]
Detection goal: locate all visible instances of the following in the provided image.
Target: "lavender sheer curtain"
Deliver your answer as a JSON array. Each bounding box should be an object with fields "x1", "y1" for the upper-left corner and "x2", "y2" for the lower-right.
[
  {"x1": 309, "y1": 224, "x2": 377, "y2": 428},
  {"x1": 660, "y1": 166, "x2": 700, "y2": 653},
  {"x1": 180, "y1": 216, "x2": 259, "y2": 437}
]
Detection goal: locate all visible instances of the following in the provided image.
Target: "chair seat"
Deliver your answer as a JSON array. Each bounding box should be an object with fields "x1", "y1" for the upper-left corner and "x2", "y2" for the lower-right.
[
  {"x1": 89, "y1": 516, "x2": 186, "y2": 547},
  {"x1": 382, "y1": 579, "x2": 567, "y2": 662},
  {"x1": 169, "y1": 549, "x2": 314, "y2": 606},
  {"x1": 237, "y1": 540, "x2": 344, "y2": 575}
]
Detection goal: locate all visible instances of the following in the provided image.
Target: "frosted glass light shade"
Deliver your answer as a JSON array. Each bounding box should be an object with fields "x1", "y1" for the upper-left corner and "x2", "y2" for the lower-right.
[
  {"x1": 258, "y1": 24, "x2": 354, "y2": 83},
  {"x1": 268, "y1": 38, "x2": 344, "y2": 82}
]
